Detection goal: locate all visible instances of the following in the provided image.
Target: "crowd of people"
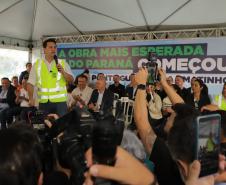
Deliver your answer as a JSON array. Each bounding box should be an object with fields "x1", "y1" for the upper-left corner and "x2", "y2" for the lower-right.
[{"x1": 0, "y1": 38, "x2": 226, "y2": 185}]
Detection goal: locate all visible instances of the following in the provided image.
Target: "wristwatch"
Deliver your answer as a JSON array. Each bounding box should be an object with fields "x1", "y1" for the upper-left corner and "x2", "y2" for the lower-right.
[{"x1": 137, "y1": 84, "x2": 146, "y2": 90}]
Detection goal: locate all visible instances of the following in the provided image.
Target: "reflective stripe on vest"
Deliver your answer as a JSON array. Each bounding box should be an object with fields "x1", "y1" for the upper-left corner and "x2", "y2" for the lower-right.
[
  {"x1": 218, "y1": 94, "x2": 222, "y2": 107},
  {"x1": 36, "y1": 59, "x2": 67, "y2": 103}
]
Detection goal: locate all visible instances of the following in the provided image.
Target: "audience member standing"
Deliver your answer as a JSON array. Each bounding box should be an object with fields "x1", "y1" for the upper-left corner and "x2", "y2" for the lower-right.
[
  {"x1": 185, "y1": 78, "x2": 210, "y2": 111},
  {"x1": 175, "y1": 75, "x2": 188, "y2": 100},
  {"x1": 108, "y1": 74, "x2": 125, "y2": 98},
  {"x1": 19, "y1": 62, "x2": 32, "y2": 85}
]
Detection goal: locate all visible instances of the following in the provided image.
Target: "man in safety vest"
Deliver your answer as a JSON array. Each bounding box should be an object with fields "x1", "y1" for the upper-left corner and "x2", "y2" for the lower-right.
[
  {"x1": 27, "y1": 38, "x2": 74, "y2": 116},
  {"x1": 201, "y1": 82, "x2": 226, "y2": 112}
]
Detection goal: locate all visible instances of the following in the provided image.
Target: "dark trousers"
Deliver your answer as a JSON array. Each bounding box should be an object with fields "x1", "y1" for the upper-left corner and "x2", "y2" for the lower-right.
[{"x1": 39, "y1": 101, "x2": 67, "y2": 117}]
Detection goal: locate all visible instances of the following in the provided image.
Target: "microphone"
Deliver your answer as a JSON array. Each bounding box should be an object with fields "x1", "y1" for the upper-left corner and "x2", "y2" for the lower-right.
[
  {"x1": 53, "y1": 54, "x2": 59, "y2": 71},
  {"x1": 53, "y1": 54, "x2": 58, "y2": 65}
]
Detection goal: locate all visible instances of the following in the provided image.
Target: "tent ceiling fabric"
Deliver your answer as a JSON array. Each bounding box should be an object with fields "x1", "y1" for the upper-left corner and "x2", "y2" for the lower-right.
[{"x1": 0, "y1": 0, "x2": 226, "y2": 41}]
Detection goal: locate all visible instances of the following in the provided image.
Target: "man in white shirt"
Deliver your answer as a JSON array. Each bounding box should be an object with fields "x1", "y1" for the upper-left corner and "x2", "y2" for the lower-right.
[
  {"x1": 71, "y1": 74, "x2": 93, "y2": 108},
  {"x1": 27, "y1": 38, "x2": 74, "y2": 116}
]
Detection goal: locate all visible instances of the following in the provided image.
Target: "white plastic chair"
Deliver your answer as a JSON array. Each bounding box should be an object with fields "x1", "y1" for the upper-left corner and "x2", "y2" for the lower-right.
[
  {"x1": 119, "y1": 97, "x2": 134, "y2": 128},
  {"x1": 112, "y1": 93, "x2": 120, "y2": 116}
]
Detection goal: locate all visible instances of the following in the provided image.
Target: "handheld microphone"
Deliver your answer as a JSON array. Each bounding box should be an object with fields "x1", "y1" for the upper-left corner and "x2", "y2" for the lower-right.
[
  {"x1": 53, "y1": 54, "x2": 59, "y2": 71},
  {"x1": 54, "y1": 54, "x2": 58, "y2": 65}
]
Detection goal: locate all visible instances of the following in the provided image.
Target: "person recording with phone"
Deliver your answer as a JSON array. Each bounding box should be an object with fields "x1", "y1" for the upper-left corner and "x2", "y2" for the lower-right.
[
  {"x1": 134, "y1": 67, "x2": 226, "y2": 185},
  {"x1": 27, "y1": 38, "x2": 74, "y2": 116}
]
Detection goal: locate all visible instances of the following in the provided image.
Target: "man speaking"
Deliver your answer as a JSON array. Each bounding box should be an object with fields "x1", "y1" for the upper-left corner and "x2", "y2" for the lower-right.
[{"x1": 27, "y1": 38, "x2": 74, "y2": 116}]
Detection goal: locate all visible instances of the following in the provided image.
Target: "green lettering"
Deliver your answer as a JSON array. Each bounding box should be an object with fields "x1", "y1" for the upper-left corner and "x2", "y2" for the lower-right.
[
  {"x1": 108, "y1": 60, "x2": 115, "y2": 68},
  {"x1": 58, "y1": 49, "x2": 66, "y2": 58},
  {"x1": 173, "y1": 46, "x2": 182, "y2": 56},
  {"x1": 194, "y1": 45, "x2": 204, "y2": 55},
  {"x1": 68, "y1": 49, "x2": 76, "y2": 58},
  {"x1": 76, "y1": 49, "x2": 82, "y2": 57},
  {"x1": 122, "y1": 48, "x2": 128, "y2": 57},
  {"x1": 132, "y1": 47, "x2": 139, "y2": 56},
  {"x1": 68, "y1": 60, "x2": 76, "y2": 68},
  {"x1": 99, "y1": 60, "x2": 108, "y2": 68},
  {"x1": 125, "y1": 57, "x2": 133, "y2": 68},
  {"x1": 100, "y1": 48, "x2": 109, "y2": 57},
  {"x1": 86, "y1": 60, "x2": 93, "y2": 67},
  {"x1": 76, "y1": 60, "x2": 84, "y2": 68},
  {"x1": 109, "y1": 48, "x2": 117, "y2": 57},
  {"x1": 183, "y1": 45, "x2": 194, "y2": 55},
  {"x1": 164, "y1": 46, "x2": 173, "y2": 56},
  {"x1": 115, "y1": 59, "x2": 125, "y2": 68},
  {"x1": 83, "y1": 49, "x2": 89, "y2": 57},
  {"x1": 156, "y1": 47, "x2": 164, "y2": 56},
  {"x1": 92, "y1": 60, "x2": 100, "y2": 68},
  {"x1": 140, "y1": 47, "x2": 148, "y2": 57},
  {"x1": 90, "y1": 49, "x2": 97, "y2": 57}
]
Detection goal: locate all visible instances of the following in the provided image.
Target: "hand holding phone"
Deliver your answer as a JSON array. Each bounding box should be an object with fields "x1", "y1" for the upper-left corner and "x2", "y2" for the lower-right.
[{"x1": 195, "y1": 114, "x2": 221, "y2": 177}]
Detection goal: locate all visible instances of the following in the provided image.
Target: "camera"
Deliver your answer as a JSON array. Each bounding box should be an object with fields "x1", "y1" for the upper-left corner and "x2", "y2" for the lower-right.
[
  {"x1": 29, "y1": 110, "x2": 47, "y2": 129},
  {"x1": 48, "y1": 105, "x2": 124, "y2": 185},
  {"x1": 142, "y1": 52, "x2": 160, "y2": 84}
]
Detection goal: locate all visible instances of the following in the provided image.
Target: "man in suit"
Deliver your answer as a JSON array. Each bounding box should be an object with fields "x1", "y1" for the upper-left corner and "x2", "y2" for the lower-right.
[
  {"x1": 108, "y1": 74, "x2": 125, "y2": 98},
  {"x1": 0, "y1": 77, "x2": 16, "y2": 129},
  {"x1": 88, "y1": 78, "x2": 114, "y2": 118},
  {"x1": 125, "y1": 73, "x2": 138, "y2": 100}
]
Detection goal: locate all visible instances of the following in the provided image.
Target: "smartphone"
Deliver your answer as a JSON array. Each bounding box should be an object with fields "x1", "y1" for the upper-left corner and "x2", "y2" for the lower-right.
[
  {"x1": 195, "y1": 114, "x2": 221, "y2": 177},
  {"x1": 146, "y1": 52, "x2": 159, "y2": 84}
]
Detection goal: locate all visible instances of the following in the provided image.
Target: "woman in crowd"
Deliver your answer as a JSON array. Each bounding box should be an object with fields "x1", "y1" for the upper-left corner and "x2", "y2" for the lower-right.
[{"x1": 185, "y1": 78, "x2": 210, "y2": 111}]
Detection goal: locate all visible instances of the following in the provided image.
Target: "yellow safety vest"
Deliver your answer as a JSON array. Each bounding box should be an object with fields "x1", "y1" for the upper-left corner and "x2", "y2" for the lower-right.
[
  {"x1": 215, "y1": 94, "x2": 226, "y2": 111},
  {"x1": 35, "y1": 59, "x2": 67, "y2": 103}
]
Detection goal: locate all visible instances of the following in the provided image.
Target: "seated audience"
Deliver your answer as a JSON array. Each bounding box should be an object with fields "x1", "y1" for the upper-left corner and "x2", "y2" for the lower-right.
[
  {"x1": 88, "y1": 78, "x2": 114, "y2": 116},
  {"x1": 146, "y1": 83, "x2": 163, "y2": 126},
  {"x1": 125, "y1": 73, "x2": 137, "y2": 100},
  {"x1": 5, "y1": 76, "x2": 37, "y2": 125},
  {"x1": 11, "y1": 76, "x2": 21, "y2": 91},
  {"x1": 0, "y1": 77, "x2": 16, "y2": 129},
  {"x1": 71, "y1": 74, "x2": 93, "y2": 108}
]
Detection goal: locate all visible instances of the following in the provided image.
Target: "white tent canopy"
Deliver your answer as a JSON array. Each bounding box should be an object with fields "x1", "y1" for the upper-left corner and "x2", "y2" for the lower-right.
[{"x1": 0, "y1": 0, "x2": 226, "y2": 42}]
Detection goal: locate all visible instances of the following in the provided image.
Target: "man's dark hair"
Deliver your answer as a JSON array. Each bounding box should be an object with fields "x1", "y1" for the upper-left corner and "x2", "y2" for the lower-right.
[
  {"x1": 78, "y1": 74, "x2": 88, "y2": 81},
  {"x1": 175, "y1": 75, "x2": 185, "y2": 82},
  {"x1": 26, "y1": 62, "x2": 32, "y2": 67},
  {"x1": 168, "y1": 103, "x2": 199, "y2": 164},
  {"x1": 43, "y1": 38, "x2": 56, "y2": 48},
  {"x1": 1, "y1": 77, "x2": 10, "y2": 81},
  {"x1": 0, "y1": 124, "x2": 43, "y2": 185}
]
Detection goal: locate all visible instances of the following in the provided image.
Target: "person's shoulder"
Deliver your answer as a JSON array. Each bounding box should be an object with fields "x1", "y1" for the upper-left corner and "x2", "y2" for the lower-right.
[
  {"x1": 106, "y1": 88, "x2": 114, "y2": 96},
  {"x1": 20, "y1": 70, "x2": 27, "y2": 75},
  {"x1": 119, "y1": 83, "x2": 125, "y2": 87},
  {"x1": 108, "y1": 84, "x2": 114, "y2": 88},
  {"x1": 86, "y1": 86, "x2": 93, "y2": 91}
]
